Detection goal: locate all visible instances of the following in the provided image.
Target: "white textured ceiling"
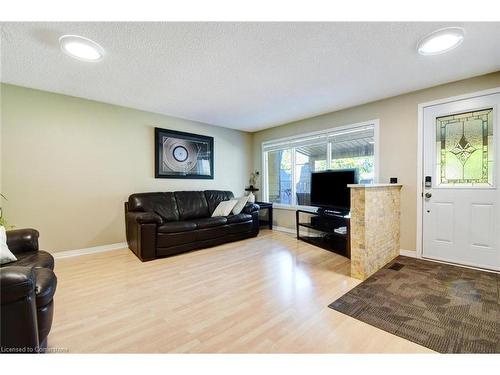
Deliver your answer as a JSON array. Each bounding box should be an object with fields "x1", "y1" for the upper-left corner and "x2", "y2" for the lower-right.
[{"x1": 1, "y1": 22, "x2": 500, "y2": 132}]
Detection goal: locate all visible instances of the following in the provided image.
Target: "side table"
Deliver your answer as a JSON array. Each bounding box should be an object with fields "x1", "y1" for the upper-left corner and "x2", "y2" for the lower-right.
[{"x1": 255, "y1": 201, "x2": 273, "y2": 230}]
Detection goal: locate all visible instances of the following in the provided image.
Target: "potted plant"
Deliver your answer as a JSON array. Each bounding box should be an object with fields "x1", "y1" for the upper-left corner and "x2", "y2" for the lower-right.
[
  {"x1": 248, "y1": 170, "x2": 260, "y2": 190},
  {"x1": 246, "y1": 171, "x2": 260, "y2": 203}
]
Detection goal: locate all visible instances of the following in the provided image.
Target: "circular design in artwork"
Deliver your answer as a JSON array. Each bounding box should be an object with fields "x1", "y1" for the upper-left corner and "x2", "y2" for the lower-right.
[
  {"x1": 172, "y1": 145, "x2": 189, "y2": 162},
  {"x1": 162, "y1": 138, "x2": 199, "y2": 173}
]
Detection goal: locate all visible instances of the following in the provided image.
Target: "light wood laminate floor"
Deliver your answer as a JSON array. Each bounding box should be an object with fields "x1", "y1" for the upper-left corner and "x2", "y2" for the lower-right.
[{"x1": 49, "y1": 230, "x2": 433, "y2": 353}]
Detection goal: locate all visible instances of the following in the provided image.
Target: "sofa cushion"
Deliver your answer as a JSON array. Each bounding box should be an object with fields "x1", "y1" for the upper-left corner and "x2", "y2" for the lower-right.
[
  {"x1": 211, "y1": 200, "x2": 238, "y2": 217},
  {"x1": 232, "y1": 196, "x2": 249, "y2": 215},
  {"x1": 174, "y1": 191, "x2": 209, "y2": 220},
  {"x1": 192, "y1": 217, "x2": 227, "y2": 229},
  {"x1": 33, "y1": 268, "x2": 57, "y2": 307},
  {"x1": 204, "y1": 190, "x2": 234, "y2": 215},
  {"x1": 227, "y1": 220, "x2": 253, "y2": 234},
  {"x1": 158, "y1": 221, "x2": 197, "y2": 233},
  {"x1": 157, "y1": 231, "x2": 196, "y2": 247},
  {"x1": 7, "y1": 251, "x2": 55, "y2": 270},
  {"x1": 226, "y1": 213, "x2": 252, "y2": 224},
  {"x1": 195, "y1": 226, "x2": 230, "y2": 241},
  {"x1": 1, "y1": 226, "x2": 17, "y2": 265},
  {"x1": 128, "y1": 192, "x2": 179, "y2": 222},
  {"x1": 6, "y1": 228, "x2": 39, "y2": 254}
]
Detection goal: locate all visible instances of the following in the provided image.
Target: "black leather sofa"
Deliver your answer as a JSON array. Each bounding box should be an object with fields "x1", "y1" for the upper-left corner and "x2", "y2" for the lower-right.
[
  {"x1": 0, "y1": 229, "x2": 57, "y2": 353},
  {"x1": 125, "y1": 190, "x2": 260, "y2": 261}
]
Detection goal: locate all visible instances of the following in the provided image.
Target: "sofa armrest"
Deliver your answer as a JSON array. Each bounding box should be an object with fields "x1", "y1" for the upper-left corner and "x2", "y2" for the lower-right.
[
  {"x1": 6, "y1": 228, "x2": 39, "y2": 255},
  {"x1": 242, "y1": 203, "x2": 260, "y2": 236},
  {"x1": 0, "y1": 266, "x2": 35, "y2": 304},
  {"x1": 242, "y1": 203, "x2": 260, "y2": 214},
  {"x1": 125, "y1": 211, "x2": 161, "y2": 262},
  {"x1": 126, "y1": 211, "x2": 163, "y2": 225},
  {"x1": 0, "y1": 266, "x2": 40, "y2": 350}
]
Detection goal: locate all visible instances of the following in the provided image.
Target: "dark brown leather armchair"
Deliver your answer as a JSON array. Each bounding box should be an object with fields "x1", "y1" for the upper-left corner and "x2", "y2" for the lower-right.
[
  {"x1": 0, "y1": 229, "x2": 57, "y2": 353},
  {"x1": 125, "y1": 190, "x2": 260, "y2": 261}
]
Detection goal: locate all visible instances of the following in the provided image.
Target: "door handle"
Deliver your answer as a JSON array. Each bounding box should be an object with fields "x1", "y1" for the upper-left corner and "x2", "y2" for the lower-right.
[{"x1": 425, "y1": 192, "x2": 432, "y2": 199}]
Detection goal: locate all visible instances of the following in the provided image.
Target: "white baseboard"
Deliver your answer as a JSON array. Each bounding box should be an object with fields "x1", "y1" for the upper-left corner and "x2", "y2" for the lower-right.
[
  {"x1": 400, "y1": 249, "x2": 418, "y2": 258},
  {"x1": 53, "y1": 242, "x2": 128, "y2": 259}
]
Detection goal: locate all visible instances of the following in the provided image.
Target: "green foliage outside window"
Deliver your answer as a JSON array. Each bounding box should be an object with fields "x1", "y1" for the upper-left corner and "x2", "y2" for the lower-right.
[{"x1": 331, "y1": 156, "x2": 374, "y2": 182}]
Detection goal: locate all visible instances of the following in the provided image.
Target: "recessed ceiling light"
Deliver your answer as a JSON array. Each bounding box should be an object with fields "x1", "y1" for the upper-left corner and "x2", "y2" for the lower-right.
[
  {"x1": 59, "y1": 35, "x2": 104, "y2": 62},
  {"x1": 417, "y1": 27, "x2": 465, "y2": 56}
]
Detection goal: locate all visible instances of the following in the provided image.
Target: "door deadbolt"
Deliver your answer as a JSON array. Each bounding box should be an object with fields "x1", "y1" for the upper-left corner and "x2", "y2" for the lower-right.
[
  {"x1": 425, "y1": 176, "x2": 432, "y2": 188},
  {"x1": 425, "y1": 192, "x2": 432, "y2": 199}
]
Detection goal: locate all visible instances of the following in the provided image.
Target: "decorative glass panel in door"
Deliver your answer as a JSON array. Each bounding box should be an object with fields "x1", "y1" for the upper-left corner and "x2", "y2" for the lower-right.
[{"x1": 436, "y1": 108, "x2": 494, "y2": 187}]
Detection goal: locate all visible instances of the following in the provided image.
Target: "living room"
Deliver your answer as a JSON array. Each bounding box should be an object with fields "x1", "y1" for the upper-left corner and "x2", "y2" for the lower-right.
[{"x1": 1, "y1": 1, "x2": 499, "y2": 373}]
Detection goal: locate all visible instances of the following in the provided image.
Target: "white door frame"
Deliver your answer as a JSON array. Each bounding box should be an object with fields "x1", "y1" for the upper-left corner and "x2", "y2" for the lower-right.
[{"x1": 416, "y1": 86, "x2": 500, "y2": 261}]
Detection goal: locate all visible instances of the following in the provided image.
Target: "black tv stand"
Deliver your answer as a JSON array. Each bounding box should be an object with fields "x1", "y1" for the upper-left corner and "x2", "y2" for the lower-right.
[
  {"x1": 316, "y1": 207, "x2": 349, "y2": 217},
  {"x1": 295, "y1": 209, "x2": 351, "y2": 258}
]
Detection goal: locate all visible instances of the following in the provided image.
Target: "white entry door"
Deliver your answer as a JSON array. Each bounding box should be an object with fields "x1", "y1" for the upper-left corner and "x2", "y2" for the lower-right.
[{"x1": 422, "y1": 91, "x2": 500, "y2": 271}]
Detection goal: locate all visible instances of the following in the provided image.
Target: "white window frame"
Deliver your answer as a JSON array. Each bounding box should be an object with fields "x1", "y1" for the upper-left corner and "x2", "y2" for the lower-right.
[{"x1": 261, "y1": 119, "x2": 380, "y2": 210}]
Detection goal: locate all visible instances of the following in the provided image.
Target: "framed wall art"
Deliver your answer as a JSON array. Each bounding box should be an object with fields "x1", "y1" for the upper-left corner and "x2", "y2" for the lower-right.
[{"x1": 155, "y1": 127, "x2": 214, "y2": 179}]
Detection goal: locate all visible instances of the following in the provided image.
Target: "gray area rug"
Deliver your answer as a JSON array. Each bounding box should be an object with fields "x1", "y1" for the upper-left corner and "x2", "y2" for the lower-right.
[{"x1": 329, "y1": 256, "x2": 499, "y2": 353}]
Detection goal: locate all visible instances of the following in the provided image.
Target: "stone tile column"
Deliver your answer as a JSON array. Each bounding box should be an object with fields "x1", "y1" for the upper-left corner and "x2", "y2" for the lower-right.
[{"x1": 348, "y1": 184, "x2": 403, "y2": 280}]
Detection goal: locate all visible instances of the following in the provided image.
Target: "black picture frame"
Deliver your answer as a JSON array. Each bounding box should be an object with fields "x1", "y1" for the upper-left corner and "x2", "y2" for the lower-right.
[{"x1": 155, "y1": 127, "x2": 214, "y2": 179}]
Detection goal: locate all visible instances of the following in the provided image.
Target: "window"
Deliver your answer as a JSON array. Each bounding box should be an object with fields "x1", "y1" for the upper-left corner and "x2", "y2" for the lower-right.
[
  {"x1": 330, "y1": 127, "x2": 375, "y2": 183},
  {"x1": 262, "y1": 122, "x2": 378, "y2": 207},
  {"x1": 295, "y1": 144, "x2": 327, "y2": 206},
  {"x1": 436, "y1": 108, "x2": 493, "y2": 187},
  {"x1": 267, "y1": 149, "x2": 292, "y2": 204}
]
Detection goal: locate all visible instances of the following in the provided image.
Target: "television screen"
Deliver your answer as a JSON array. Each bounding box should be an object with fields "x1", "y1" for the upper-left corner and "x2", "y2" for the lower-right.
[{"x1": 310, "y1": 169, "x2": 358, "y2": 211}]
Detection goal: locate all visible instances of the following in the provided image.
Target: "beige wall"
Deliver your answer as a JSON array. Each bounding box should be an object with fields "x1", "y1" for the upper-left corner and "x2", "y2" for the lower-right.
[
  {"x1": 252, "y1": 71, "x2": 500, "y2": 252},
  {"x1": 3, "y1": 72, "x2": 500, "y2": 253},
  {"x1": 1, "y1": 84, "x2": 252, "y2": 252}
]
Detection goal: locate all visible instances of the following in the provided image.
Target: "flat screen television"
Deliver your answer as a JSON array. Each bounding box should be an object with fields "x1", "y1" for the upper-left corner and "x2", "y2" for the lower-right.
[{"x1": 310, "y1": 169, "x2": 359, "y2": 213}]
